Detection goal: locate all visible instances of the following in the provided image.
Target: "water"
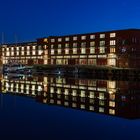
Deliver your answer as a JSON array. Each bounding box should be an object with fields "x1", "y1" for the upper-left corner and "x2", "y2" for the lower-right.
[{"x1": 0, "y1": 74, "x2": 140, "y2": 140}]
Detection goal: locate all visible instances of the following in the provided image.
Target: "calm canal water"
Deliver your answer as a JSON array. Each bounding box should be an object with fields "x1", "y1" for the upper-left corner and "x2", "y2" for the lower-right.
[{"x1": 0, "y1": 74, "x2": 140, "y2": 140}]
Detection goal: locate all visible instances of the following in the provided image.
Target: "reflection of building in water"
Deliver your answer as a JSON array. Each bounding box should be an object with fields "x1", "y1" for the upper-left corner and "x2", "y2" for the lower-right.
[
  {"x1": 1, "y1": 75, "x2": 140, "y2": 119},
  {"x1": 1, "y1": 75, "x2": 44, "y2": 97}
]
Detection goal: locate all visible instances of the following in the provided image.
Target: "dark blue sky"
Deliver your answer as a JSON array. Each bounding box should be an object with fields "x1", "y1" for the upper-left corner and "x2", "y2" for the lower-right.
[{"x1": 0, "y1": 0, "x2": 140, "y2": 43}]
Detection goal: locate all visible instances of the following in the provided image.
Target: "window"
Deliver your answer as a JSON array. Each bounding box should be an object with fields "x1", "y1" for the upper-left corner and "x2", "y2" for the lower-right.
[
  {"x1": 11, "y1": 47, "x2": 14, "y2": 51},
  {"x1": 65, "y1": 43, "x2": 69, "y2": 47},
  {"x1": 81, "y1": 47, "x2": 86, "y2": 54},
  {"x1": 100, "y1": 41, "x2": 105, "y2": 46},
  {"x1": 51, "y1": 38, "x2": 55, "y2": 42},
  {"x1": 73, "y1": 36, "x2": 77, "y2": 40},
  {"x1": 90, "y1": 47, "x2": 95, "y2": 54},
  {"x1": 32, "y1": 46, "x2": 36, "y2": 49},
  {"x1": 73, "y1": 43, "x2": 77, "y2": 47},
  {"x1": 109, "y1": 101, "x2": 115, "y2": 107},
  {"x1": 65, "y1": 48, "x2": 69, "y2": 54},
  {"x1": 90, "y1": 35, "x2": 95, "y2": 39},
  {"x1": 58, "y1": 44, "x2": 62, "y2": 48},
  {"x1": 110, "y1": 33, "x2": 116, "y2": 38},
  {"x1": 27, "y1": 46, "x2": 30, "y2": 50},
  {"x1": 110, "y1": 47, "x2": 115, "y2": 53},
  {"x1": 51, "y1": 49, "x2": 54, "y2": 54},
  {"x1": 51, "y1": 44, "x2": 54, "y2": 48},
  {"x1": 110, "y1": 40, "x2": 116, "y2": 45},
  {"x1": 16, "y1": 47, "x2": 19, "y2": 50},
  {"x1": 90, "y1": 41, "x2": 95, "y2": 47},
  {"x1": 73, "y1": 48, "x2": 77, "y2": 54},
  {"x1": 21, "y1": 51, "x2": 24, "y2": 55},
  {"x1": 27, "y1": 51, "x2": 30, "y2": 55},
  {"x1": 65, "y1": 37, "x2": 69, "y2": 41},
  {"x1": 16, "y1": 51, "x2": 19, "y2": 55},
  {"x1": 22, "y1": 47, "x2": 24, "y2": 50},
  {"x1": 81, "y1": 36, "x2": 86, "y2": 40},
  {"x1": 32, "y1": 51, "x2": 36, "y2": 55},
  {"x1": 38, "y1": 50, "x2": 43, "y2": 55},
  {"x1": 58, "y1": 38, "x2": 62, "y2": 42},
  {"x1": 99, "y1": 47, "x2": 105, "y2": 53},
  {"x1": 81, "y1": 42, "x2": 86, "y2": 47},
  {"x1": 11, "y1": 52, "x2": 14, "y2": 56},
  {"x1": 6, "y1": 51, "x2": 10, "y2": 56},
  {"x1": 100, "y1": 34, "x2": 105, "y2": 38},
  {"x1": 58, "y1": 49, "x2": 62, "y2": 54}
]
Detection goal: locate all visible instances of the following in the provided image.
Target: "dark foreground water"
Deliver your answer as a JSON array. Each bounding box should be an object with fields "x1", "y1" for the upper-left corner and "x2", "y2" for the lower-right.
[{"x1": 0, "y1": 74, "x2": 140, "y2": 140}]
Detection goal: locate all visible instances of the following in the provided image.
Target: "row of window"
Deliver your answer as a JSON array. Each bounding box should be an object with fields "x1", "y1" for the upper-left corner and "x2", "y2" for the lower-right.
[
  {"x1": 2, "y1": 45, "x2": 42, "y2": 52},
  {"x1": 5, "y1": 50, "x2": 43, "y2": 56},
  {"x1": 51, "y1": 40, "x2": 116, "y2": 48},
  {"x1": 51, "y1": 33, "x2": 116, "y2": 42},
  {"x1": 50, "y1": 47, "x2": 115, "y2": 55}
]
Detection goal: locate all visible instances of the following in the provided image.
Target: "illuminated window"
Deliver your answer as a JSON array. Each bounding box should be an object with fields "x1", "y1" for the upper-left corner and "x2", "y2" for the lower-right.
[
  {"x1": 73, "y1": 36, "x2": 77, "y2": 40},
  {"x1": 90, "y1": 41, "x2": 95, "y2": 47},
  {"x1": 57, "y1": 49, "x2": 62, "y2": 54},
  {"x1": 32, "y1": 46, "x2": 36, "y2": 49},
  {"x1": 110, "y1": 47, "x2": 116, "y2": 53},
  {"x1": 58, "y1": 38, "x2": 62, "y2": 42},
  {"x1": 72, "y1": 90, "x2": 77, "y2": 96},
  {"x1": 109, "y1": 101, "x2": 115, "y2": 107},
  {"x1": 58, "y1": 44, "x2": 62, "y2": 48},
  {"x1": 90, "y1": 47, "x2": 95, "y2": 54},
  {"x1": 110, "y1": 33, "x2": 116, "y2": 38},
  {"x1": 16, "y1": 47, "x2": 19, "y2": 50},
  {"x1": 65, "y1": 48, "x2": 69, "y2": 54},
  {"x1": 64, "y1": 89, "x2": 69, "y2": 95},
  {"x1": 57, "y1": 88, "x2": 61, "y2": 94},
  {"x1": 81, "y1": 48, "x2": 86, "y2": 54},
  {"x1": 21, "y1": 51, "x2": 24, "y2": 55},
  {"x1": 27, "y1": 46, "x2": 30, "y2": 50},
  {"x1": 16, "y1": 51, "x2": 19, "y2": 55},
  {"x1": 6, "y1": 48, "x2": 9, "y2": 51},
  {"x1": 80, "y1": 90, "x2": 85, "y2": 97},
  {"x1": 32, "y1": 51, "x2": 36, "y2": 55},
  {"x1": 89, "y1": 92, "x2": 95, "y2": 98},
  {"x1": 89, "y1": 106, "x2": 94, "y2": 111},
  {"x1": 50, "y1": 87, "x2": 54, "y2": 93},
  {"x1": 51, "y1": 44, "x2": 54, "y2": 48},
  {"x1": 51, "y1": 49, "x2": 54, "y2": 55},
  {"x1": 90, "y1": 35, "x2": 95, "y2": 39},
  {"x1": 65, "y1": 37, "x2": 69, "y2": 41},
  {"x1": 99, "y1": 47, "x2": 105, "y2": 53},
  {"x1": 73, "y1": 48, "x2": 77, "y2": 54},
  {"x1": 73, "y1": 43, "x2": 77, "y2": 47},
  {"x1": 11, "y1": 52, "x2": 14, "y2": 56},
  {"x1": 51, "y1": 39, "x2": 55, "y2": 42},
  {"x1": 100, "y1": 41, "x2": 105, "y2": 46},
  {"x1": 6, "y1": 52, "x2": 10, "y2": 56},
  {"x1": 22, "y1": 47, "x2": 24, "y2": 50},
  {"x1": 27, "y1": 51, "x2": 30, "y2": 55},
  {"x1": 81, "y1": 36, "x2": 86, "y2": 40},
  {"x1": 11, "y1": 47, "x2": 14, "y2": 51},
  {"x1": 110, "y1": 40, "x2": 116, "y2": 45},
  {"x1": 65, "y1": 43, "x2": 69, "y2": 47},
  {"x1": 108, "y1": 81, "x2": 116, "y2": 89},
  {"x1": 109, "y1": 109, "x2": 115, "y2": 115},
  {"x1": 99, "y1": 93, "x2": 104, "y2": 100},
  {"x1": 99, "y1": 107, "x2": 104, "y2": 113},
  {"x1": 81, "y1": 42, "x2": 86, "y2": 47},
  {"x1": 81, "y1": 104, "x2": 85, "y2": 109},
  {"x1": 38, "y1": 50, "x2": 43, "y2": 55},
  {"x1": 100, "y1": 34, "x2": 105, "y2": 38}
]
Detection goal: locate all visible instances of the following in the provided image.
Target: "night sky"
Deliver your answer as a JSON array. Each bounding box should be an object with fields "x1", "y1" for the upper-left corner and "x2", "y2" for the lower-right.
[{"x1": 0, "y1": 0, "x2": 140, "y2": 43}]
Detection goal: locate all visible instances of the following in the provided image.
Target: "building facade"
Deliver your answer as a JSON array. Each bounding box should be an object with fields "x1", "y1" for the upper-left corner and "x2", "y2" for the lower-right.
[
  {"x1": 45, "y1": 29, "x2": 140, "y2": 68},
  {"x1": 1, "y1": 29, "x2": 140, "y2": 68},
  {"x1": 1, "y1": 41, "x2": 44, "y2": 66}
]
